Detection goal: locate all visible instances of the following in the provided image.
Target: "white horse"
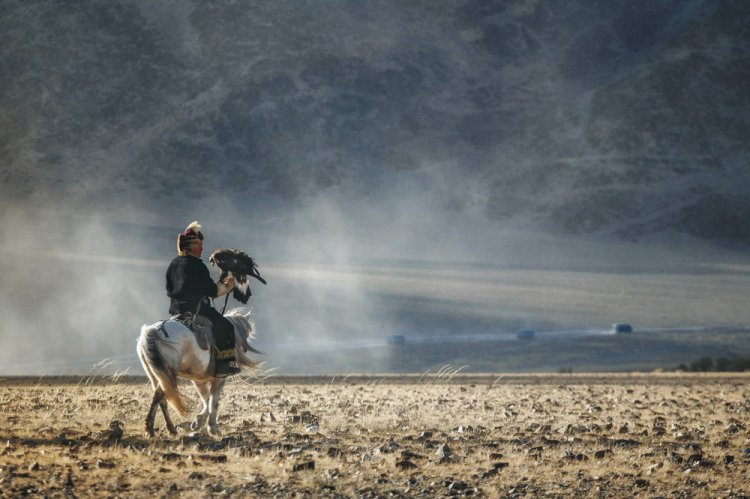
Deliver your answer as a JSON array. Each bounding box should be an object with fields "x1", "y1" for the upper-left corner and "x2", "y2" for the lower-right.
[{"x1": 136, "y1": 308, "x2": 261, "y2": 437}]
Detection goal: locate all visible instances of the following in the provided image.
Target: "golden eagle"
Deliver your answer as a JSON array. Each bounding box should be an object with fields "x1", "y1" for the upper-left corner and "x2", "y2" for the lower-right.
[{"x1": 209, "y1": 248, "x2": 267, "y2": 304}]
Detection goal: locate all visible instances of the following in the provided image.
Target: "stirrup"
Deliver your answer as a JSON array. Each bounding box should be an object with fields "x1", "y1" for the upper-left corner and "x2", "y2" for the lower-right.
[
  {"x1": 214, "y1": 349, "x2": 240, "y2": 377},
  {"x1": 214, "y1": 361, "x2": 241, "y2": 377},
  {"x1": 216, "y1": 348, "x2": 235, "y2": 361}
]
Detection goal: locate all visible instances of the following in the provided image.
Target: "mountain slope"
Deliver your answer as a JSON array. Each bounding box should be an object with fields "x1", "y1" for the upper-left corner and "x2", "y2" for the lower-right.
[{"x1": 1, "y1": 0, "x2": 749, "y2": 242}]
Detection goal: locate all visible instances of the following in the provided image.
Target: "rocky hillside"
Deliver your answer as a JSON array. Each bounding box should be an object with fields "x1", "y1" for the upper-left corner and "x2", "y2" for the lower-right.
[{"x1": 2, "y1": 0, "x2": 749, "y2": 242}]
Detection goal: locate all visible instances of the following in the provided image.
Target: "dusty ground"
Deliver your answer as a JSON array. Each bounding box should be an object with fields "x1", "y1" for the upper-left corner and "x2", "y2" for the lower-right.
[{"x1": 1, "y1": 374, "x2": 749, "y2": 497}]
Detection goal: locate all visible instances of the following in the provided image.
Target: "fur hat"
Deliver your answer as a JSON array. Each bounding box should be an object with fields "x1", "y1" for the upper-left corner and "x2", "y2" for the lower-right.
[{"x1": 177, "y1": 221, "x2": 204, "y2": 254}]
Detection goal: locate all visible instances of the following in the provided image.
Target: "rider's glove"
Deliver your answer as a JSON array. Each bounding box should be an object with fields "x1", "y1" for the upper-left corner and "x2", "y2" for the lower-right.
[{"x1": 223, "y1": 276, "x2": 235, "y2": 291}]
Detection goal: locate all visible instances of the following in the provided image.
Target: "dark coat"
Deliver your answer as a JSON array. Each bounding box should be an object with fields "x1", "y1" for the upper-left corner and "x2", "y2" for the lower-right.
[
  {"x1": 166, "y1": 255, "x2": 218, "y2": 315},
  {"x1": 165, "y1": 255, "x2": 234, "y2": 350}
]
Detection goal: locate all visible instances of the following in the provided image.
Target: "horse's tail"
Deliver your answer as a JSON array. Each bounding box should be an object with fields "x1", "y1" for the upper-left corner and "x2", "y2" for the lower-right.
[
  {"x1": 235, "y1": 344, "x2": 262, "y2": 371},
  {"x1": 137, "y1": 324, "x2": 188, "y2": 416},
  {"x1": 227, "y1": 309, "x2": 263, "y2": 371}
]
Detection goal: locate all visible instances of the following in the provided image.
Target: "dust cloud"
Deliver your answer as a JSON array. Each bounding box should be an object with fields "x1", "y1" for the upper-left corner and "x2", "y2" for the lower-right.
[{"x1": 2, "y1": 185, "x2": 750, "y2": 375}]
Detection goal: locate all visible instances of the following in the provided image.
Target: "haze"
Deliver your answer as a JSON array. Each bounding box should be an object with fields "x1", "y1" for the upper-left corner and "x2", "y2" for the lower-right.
[{"x1": 1, "y1": 1, "x2": 749, "y2": 374}]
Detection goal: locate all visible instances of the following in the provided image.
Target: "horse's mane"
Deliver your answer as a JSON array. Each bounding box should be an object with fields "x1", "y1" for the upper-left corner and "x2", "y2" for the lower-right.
[{"x1": 225, "y1": 307, "x2": 249, "y2": 317}]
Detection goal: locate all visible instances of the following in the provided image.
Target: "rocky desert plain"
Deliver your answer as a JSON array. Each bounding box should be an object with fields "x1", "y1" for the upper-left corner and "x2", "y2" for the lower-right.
[{"x1": 1, "y1": 373, "x2": 749, "y2": 498}]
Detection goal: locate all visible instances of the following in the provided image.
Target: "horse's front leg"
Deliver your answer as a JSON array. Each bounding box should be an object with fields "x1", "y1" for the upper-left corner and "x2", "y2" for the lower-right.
[
  {"x1": 190, "y1": 381, "x2": 211, "y2": 434},
  {"x1": 207, "y1": 378, "x2": 227, "y2": 437}
]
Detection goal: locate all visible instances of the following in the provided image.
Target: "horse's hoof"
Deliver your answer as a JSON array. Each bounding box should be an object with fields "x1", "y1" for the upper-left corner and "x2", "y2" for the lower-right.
[{"x1": 208, "y1": 426, "x2": 222, "y2": 438}]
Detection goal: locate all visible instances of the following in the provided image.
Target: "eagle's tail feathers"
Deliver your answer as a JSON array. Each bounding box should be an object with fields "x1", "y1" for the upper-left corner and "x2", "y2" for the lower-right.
[{"x1": 233, "y1": 278, "x2": 252, "y2": 304}]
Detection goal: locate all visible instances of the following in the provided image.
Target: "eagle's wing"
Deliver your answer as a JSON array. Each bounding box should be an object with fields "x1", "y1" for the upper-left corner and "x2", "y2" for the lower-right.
[{"x1": 209, "y1": 248, "x2": 267, "y2": 305}]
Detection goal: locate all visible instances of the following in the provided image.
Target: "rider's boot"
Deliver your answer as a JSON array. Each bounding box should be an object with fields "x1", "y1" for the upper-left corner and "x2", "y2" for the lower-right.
[{"x1": 215, "y1": 349, "x2": 241, "y2": 377}]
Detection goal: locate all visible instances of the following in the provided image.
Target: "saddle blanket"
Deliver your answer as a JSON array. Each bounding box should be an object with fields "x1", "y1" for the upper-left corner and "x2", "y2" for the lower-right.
[{"x1": 169, "y1": 313, "x2": 215, "y2": 351}]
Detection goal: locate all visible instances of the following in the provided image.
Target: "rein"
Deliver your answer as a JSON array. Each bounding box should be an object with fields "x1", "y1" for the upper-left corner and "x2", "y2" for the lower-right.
[{"x1": 157, "y1": 320, "x2": 169, "y2": 337}]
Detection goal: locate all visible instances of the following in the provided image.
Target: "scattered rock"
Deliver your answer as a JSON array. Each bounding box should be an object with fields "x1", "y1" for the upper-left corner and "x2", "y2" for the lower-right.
[
  {"x1": 561, "y1": 450, "x2": 588, "y2": 461},
  {"x1": 594, "y1": 449, "x2": 611, "y2": 459},
  {"x1": 687, "y1": 453, "x2": 705, "y2": 466},
  {"x1": 646, "y1": 462, "x2": 663, "y2": 474},
  {"x1": 447, "y1": 480, "x2": 475, "y2": 495},
  {"x1": 381, "y1": 440, "x2": 400, "y2": 453},
  {"x1": 395, "y1": 459, "x2": 417, "y2": 470},
  {"x1": 107, "y1": 420, "x2": 124, "y2": 441},
  {"x1": 692, "y1": 457, "x2": 716, "y2": 468},
  {"x1": 676, "y1": 432, "x2": 695, "y2": 441},
  {"x1": 610, "y1": 438, "x2": 640, "y2": 448},
  {"x1": 481, "y1": 468, "x2": 498, "y2": 479},
  {"x1": 418, "y1": 431, "x2": 434, "y2": 440},
  {"x1": 96, "y1": 459, "x2": 116, "y2": 469},
  {"x1": 435, "y1": 443, "x2": 452, "y2": 463},
  {"x1": 160, "y1": 452, "x2": 183, "y2": 462},
  {"x1": 400, "y1": 450, "x2": 425, "y2": 461},
  {"x1": 300, "y1": 411, "x2": 319, "y2": 424},
  {"x1": 563, "y1": 424, "x2": 592, "y2": 435},
  {"x1": 635, "y1": 478, "x2": 649, "y2": 487},
  {"x1": 292, "y1": 460, "x2": 315, "y2": 472}
]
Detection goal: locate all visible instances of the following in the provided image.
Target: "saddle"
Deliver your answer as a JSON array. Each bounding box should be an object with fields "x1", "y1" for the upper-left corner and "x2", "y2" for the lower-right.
[{"x1": 170, "y1": 312, "x2": 215, "y2": 352}]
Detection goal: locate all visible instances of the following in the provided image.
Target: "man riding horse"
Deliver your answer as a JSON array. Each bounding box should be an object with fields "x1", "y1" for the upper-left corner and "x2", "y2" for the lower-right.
[{"x1": 166, "y1": 221, "x2": 240, "y2": 377}]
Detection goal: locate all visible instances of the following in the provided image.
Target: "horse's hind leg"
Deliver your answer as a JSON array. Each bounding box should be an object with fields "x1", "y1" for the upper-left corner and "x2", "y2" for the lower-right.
[
  {"x1": 160, "y1": 400, "x2": 177, "y2": 436},
  {"x1": 145, "y1": 387, "x2": 165, "y2": 437}
]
